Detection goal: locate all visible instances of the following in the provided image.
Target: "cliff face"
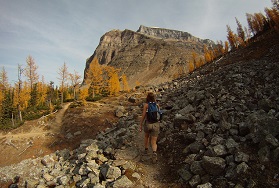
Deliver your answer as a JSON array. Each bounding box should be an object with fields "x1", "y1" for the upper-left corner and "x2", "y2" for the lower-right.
[
  {"x1": 84, "y1": 25, "x2": 215, "y2": 87},
  {"x1": 137, "y1": 25, "x2": 213, "y2": 45}
]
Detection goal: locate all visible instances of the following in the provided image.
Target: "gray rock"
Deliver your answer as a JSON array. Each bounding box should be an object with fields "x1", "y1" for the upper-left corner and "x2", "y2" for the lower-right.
[
  {"x1": 197, "y1": 182, "x2": 212, "y2": 188},
  {"x1": 212, "y1": 144, "x2": 227, "y2": 156},
  {"x1": 235, "y1": 152, "x2": 249, "y2": 163},
  {"x1": 201, "y1": 156, "x2": 226, "y2": 176},
  {"x1": 189, "y1": 175, "x2": 201, "y2": 187},
  {"x1": 265, "y1": 134, "x2": 279, "y2": 147},
  {"x1": 88, "y1": 170, "x2": 100, "y2": 185},
  {"x1": 258, "y1": 146, "x2": 270, "y2": 162},
  {"x1": 100, "y1": 164, "x2": 121, "y2": 180},
  {"x1": 111, "y1": 175, "x2": 133, "y2": 188},
  {"x1": 178, "y1": 167, "x2": 193, "y2": 181},
  {"x1": 190, "y1": 161, "x2": 205, "y2": 175},
  {"x1": 236, "y1": 162, "x2": 249, "y2": 174},
  {"x1": 57, "y1": 175, "x2": 69, "y2": 186},
  {"x1": 179, "y1": 104, "x2": 195, "y2": 115}
]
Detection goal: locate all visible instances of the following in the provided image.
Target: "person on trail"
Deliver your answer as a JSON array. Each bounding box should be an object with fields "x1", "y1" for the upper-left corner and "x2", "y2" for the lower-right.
[{"x1": 139, "y1": 92, "x2": 160, "y2": 163}]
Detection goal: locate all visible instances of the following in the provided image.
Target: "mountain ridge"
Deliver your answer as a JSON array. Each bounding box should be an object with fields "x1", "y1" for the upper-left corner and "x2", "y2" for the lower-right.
[{"x1": 84, "y1": 25, "x2": 216, "y2": 87}]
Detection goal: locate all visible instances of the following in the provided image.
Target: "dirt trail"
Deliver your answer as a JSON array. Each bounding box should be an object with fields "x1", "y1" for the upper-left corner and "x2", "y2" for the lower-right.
[
  {"x1": 0, "y1": 103, "x2": 71, "y2": 167},
  {"x1": 0, "y1": 103, "x2": 70, "y2": 140}
]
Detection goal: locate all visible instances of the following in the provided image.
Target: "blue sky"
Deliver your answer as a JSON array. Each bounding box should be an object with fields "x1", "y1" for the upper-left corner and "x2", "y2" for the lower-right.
[{"x1": 0, "y1": 0, "x2": 273, "y2": 86}]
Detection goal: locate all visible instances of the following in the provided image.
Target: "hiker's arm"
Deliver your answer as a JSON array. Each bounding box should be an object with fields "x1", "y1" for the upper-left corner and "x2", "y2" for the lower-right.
[{"x1": 139, "y1": 103, "x2": 148, "y2": 132}]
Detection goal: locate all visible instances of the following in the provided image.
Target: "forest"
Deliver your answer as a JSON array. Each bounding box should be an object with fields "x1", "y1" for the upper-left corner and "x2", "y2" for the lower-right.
[{"x1": 0, "y1": 0, "x2": 278, "y2": 130}]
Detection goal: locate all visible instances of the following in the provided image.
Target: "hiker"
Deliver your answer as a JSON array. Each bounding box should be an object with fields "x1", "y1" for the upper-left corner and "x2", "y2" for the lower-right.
[{"x1": 139, "y1": 92, "x2": 161, "y2": 163}]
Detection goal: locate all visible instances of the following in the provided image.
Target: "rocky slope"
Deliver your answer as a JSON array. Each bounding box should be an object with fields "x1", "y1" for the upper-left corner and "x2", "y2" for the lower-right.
[
  {"x1": 84, "y1": 26, "x2": 215, "y2": 88},
  {"x1": 1, "y1": 31, "x2": 279, "y2": 188}
]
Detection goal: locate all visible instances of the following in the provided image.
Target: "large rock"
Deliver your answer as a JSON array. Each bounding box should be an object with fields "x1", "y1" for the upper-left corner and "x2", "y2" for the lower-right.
[{"x1": 201, "y1": 156, "x2": 226, "y2": 176}]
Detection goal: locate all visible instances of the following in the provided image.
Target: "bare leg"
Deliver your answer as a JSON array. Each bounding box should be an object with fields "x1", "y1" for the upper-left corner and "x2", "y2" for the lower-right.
[
  {"x1": 144, "y1": 132, "x2": 150, "y2": 149},
  {"x1": 151, "y1": 136, "x2": 158, "y2": 163},
  {"x1": 150, "y1": 136, "x2": 158, "y2": 152}
]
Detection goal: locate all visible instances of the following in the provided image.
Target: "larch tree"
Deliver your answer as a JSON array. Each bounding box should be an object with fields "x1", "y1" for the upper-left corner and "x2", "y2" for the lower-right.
[
  {"x1": 255, "y1": 12, "x2": 268, "y2": 33},
  {"x1": 246, "y1": 13, "x2": 254, "y2": 35},
  {"x1": 108, "y1": 71, "x2": 120, "y2": 96},
  {"x1": 216, "y1": 40, "x2": 225, "y2": 55},
  {"x1": 188, "y1": 61, "x2": 195, "y2": 73},
  {"x1": 0, "y1": 67, "x2": 9, "y2": 91},
  {"x1": 224, "y1": 41, "x2": 229, "y2": 54},
  {"x1": 79, "y1": 87, "x2": 88, "y2": 105},
  {"x1": 69, "y1": 70, "x2": 81, "y2": 100},
  {"x1": 86, "y1": 57, "x2": 103, "y2": 99},
  {"x1": 272, "y1": 0, "x2": 279, "y2": 10},
  {"x1": 235, "y1": 17, "x2": 246, "y2": 46},
  {"x1": 192, "y1": 51, "x2": 198, "y2": 68},
  {"x1": 58, "y1": 62, "x2": 69, "y2": 105},
  {"x1": 0, "y1": 67, "x2": 9, "y2": 120},
  {"x1": 122, "y1": 74, "x2": 130, "y2": 92},
  {"x1": 265, "y1": 7, "x2": 279, "y2": 32},
  {"x1": 103, "y1": 66, "x2": 121, "y2": 96},
  {"x1": 15, "y1": 65, "x2": 24, "y2": 121},
  {"x1": 24, "y1": 55, "x2": 39, "y2": 91},
  {"x1": 37, "y1": 76, "x2": 48, "y2": 107},
  {"x1": 226, "y1": 25, "x2": 237, "y2": 50},
  {"x1": 204, "y1": 45, "x2": 213, "y2": 63}
]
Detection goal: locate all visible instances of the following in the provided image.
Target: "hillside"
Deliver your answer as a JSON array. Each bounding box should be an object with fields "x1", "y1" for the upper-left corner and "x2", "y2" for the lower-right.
[
  {"x1": 84, "y1": 25, "x2": 216, "y2": 87},
  {"x1": 0, "y1": 30, "x2": 279, "y2": 187}
]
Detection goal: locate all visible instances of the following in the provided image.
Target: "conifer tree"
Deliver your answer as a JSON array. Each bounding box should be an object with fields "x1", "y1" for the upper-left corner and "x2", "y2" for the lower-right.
[
  {"x1": 188, "y1": 61, "x2": 195, "y2": 73},
  {"x1": 235, "y1": 17, "x2": 246, "y2": 46},
  {"x1": 69, "y1": 70, "x2": 81, "y2": 100},
  {"x1": 246, "y1": 13, "x2": 256, "y2": 36},
  {"x1": 226, "y1": 25, "x2": 237, "y2": 50},
  {"x1": 37, "y1": 76, "x2": 48, "y2": 107},
  {"x1": 79, "y1": 87, "x2": 88, "y2": 105},
  {"x1": 58, "y1": 62, "x2": 68, "y2": 105},
  {"x1": 204, "y1": 45, "x2": 212, "y2": 63},
  {"x1": 108, "y1": 72, "x2": 120, "y2": 96},
  {"x1": 0, "y1": 67, "x2": 9, "y2": 124},
  {"x1": 24, "y1": 55, "x2": 39, "y2": 91},
  {"x1": 86, "y1": 57, "x2": 103, "y2": 99},
  {"x1": 272, "y1": 0, "x2": 279, "y2": 10},
  {"x1": 122, "y1": 74, "x2": 130, "y2": 92}
]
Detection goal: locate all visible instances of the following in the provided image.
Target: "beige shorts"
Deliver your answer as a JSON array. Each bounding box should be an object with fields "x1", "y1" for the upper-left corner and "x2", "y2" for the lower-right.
[{"x1": 144, "y1": 122, "x2": 160, "y2": 137}]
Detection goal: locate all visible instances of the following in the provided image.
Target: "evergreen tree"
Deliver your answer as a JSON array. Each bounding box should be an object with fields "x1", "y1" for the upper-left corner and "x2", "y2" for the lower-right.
[
  {"x1": 86, "y1": 57, "x2": 103, "y2": 99},
  {"x1": 235, "y1": 17, "x2": 246, "y2": 46},
  {"x1": 226, "y1": 25, "x2": 237, "y2": 50}
]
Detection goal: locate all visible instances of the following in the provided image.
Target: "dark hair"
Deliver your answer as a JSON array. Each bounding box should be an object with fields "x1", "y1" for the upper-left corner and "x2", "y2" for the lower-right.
[{"x1": 146, "y1": 92, "x2": 156, "y2": 103}]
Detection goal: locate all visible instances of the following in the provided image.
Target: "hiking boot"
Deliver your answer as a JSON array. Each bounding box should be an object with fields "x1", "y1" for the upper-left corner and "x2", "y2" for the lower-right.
[
  {"x1": 152, "y1": 152, "x2": 157, "y2": 163},
  {"x1": 143, "y1": 148, "x2": 148, "y2": 155}
]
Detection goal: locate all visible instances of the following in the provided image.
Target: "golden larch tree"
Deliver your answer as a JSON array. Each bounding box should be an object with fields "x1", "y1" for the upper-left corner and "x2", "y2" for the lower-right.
[
  {"x1": 226, "y1": 25, "x2": 238, "y2": 50},
  {"x1": 108, "y1": 72, "x2": 120, "y2": 96},
  {"x1": 86, "y1": 57, "x2": 103, "y2": 98},
  {"x1": 235, "y1": 17, "x2": 246, "y2": 46},
  {"x1": 69, "y1": 70, "x2": 81, "y2": 100},
  {"x1": 188, "y1": 61, "x2": 195, "y2": 73},
  {"x1": 78, "y1": 87, "x2": 88, "y2": 105},
  {"x1": 37, "y1": 76, "x2": 48, "y2": 106},
  {"x1": 24, "y1": 55, "x2": 39, "y2": 90},
  {"x1": 0, "y1": 67, "x2": 9, "y2": 117},
  {"x1": 122, "y1": 74, "x2": 130, "y2": 92},
  {"x1": 58, "y1": 62, "x2": 68, "y2": 105}
]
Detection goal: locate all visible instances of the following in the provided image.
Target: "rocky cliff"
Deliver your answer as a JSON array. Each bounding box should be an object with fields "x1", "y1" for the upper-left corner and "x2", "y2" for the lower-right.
[
  {"x1": 137, "y1": 25, "x2": 213, "y2": 45},
  {"x1": 84, "y1": 26, "x2": 215, "y2": 87}
]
